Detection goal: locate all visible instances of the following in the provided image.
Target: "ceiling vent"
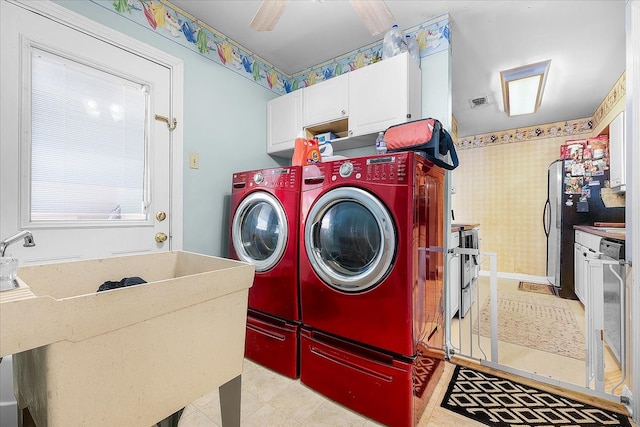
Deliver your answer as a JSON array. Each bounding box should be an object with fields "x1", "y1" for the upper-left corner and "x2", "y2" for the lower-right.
[{"x1": 469, "y1": 96, "x2": 490, "y2": 109}]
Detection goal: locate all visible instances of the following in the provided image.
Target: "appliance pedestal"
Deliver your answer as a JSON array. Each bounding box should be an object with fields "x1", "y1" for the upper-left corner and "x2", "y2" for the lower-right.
[
  {"x1": 245, "y1": 310, "x2": 300, "y2": 379},
  {"x1": 300, "y1": 328, "x2": 443, "y2": 427}
]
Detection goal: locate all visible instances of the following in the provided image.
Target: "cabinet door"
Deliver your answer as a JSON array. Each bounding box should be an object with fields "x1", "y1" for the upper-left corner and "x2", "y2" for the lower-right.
[
  {"x1": 608, "y1": 111, "x2": 625, "y2": 190},
  {"x1": 267, "y1": 90, "x2": 303, "y2": 155},
  {"x1": 303, "y1": 73, "x2": 348, "y2": 127},
  {"x1": 348, "y1": 52, "x2": 421, "y2": 137},
  {"x1": 574, "y1": 242, "x2": 585, "y2": 303}
]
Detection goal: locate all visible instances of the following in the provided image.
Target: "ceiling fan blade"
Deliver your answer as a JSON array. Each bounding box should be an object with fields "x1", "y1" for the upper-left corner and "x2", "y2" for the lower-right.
[
  {"x1": 350, "y1": 0, "x2": 395, "y2": 36},
  {"x1": 250, "y1": 0, "x2": 289, "y2": 32}
]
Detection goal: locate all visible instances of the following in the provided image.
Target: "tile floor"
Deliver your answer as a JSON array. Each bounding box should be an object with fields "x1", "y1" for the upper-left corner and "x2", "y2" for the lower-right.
[
  {"x1": 177, "y1": 358, "x2": 473, "y2": 427},
  {"x1": 450, "y1": 276, "x2": 625, "y2": 391},
  {"x1": 177, "y1": 276, "x2": 633, "y2": 426}
]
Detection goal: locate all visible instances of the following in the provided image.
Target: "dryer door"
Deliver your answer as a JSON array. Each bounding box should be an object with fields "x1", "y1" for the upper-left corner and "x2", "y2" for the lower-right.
[
  {"x1": 304, "y1": 187, "x2": 396, "y2": 292},
  {"x1": 232, "y1": 191, "x2": 288, "y2": 272}
]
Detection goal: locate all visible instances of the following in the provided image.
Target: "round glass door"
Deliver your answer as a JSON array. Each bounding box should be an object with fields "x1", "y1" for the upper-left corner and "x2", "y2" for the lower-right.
[
  {"x1": 232, "y1": 192, "x2": 287, "y2": 272},
  {"x1": 305, "y1": 187, "x2": 396, "y2": 292}
]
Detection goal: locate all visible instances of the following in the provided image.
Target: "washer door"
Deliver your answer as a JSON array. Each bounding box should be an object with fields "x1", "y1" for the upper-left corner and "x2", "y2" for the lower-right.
[
  {"x1": 232, "y1": 192, "x2": 287, "y2": 272},
  {"x1": 304, "y1": 187, "x2": 396, "y2": 292}
]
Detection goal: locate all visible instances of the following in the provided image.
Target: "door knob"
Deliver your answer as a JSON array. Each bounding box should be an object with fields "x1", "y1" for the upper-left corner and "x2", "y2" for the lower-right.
[
  {"x1": 156, "y1": 211, "x2": 167, "y2": 221},
  {"x1": 155, "y1": 232, "x2": 168, "y2": 243}
]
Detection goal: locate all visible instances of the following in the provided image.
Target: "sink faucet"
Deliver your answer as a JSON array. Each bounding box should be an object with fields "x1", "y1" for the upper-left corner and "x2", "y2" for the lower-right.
[{"x1": 1, "y1": 230, "x2": 36, "y2": 257}]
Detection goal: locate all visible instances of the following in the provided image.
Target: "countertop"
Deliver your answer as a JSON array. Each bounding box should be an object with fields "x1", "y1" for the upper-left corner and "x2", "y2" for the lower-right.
[
  {"x1": 574, "y1": 225, "x2": 625, "y2": 241},
  {"x1": 451, "y1": 223, "x2": 480, "y2": 232}
]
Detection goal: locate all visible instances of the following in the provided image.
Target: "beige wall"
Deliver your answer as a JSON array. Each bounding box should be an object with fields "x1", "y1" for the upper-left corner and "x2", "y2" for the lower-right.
[
  {"x1": 452, "y1": 75, "x2": 626, "y2": 276},
  {"x1": 452, "y1": 134, "x2": 565, "y2": 275}
]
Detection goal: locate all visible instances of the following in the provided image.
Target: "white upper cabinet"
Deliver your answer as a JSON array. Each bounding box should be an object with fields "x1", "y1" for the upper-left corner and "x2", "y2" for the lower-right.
[
  {"x1": 267, "y1": 89, "x2": 303, "y2": 155},
  {"x1": 348, "y1": 52, "x2": 422, "y2": 137},
  {"x1": 608, "y1": 111, "x2": 625, "y2": 192},
  {"x1": 303, "y1": 73, "x2": 348, "y2": 127},
  {"x1": 267, "y1": 52, "x2": 422, "y2": 156}
]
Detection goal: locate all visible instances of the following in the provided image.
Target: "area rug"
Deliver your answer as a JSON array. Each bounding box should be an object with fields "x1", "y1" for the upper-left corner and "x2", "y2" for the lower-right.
[
  {"x1": 441, "y1": 365, "x2": 632, "y2": 427},
  {"x1": 518, "y1": 281, "x2": 555, "y2": 295},
  {"x1": 473, "y1": 291, "x2": 585, "y2": 360}
]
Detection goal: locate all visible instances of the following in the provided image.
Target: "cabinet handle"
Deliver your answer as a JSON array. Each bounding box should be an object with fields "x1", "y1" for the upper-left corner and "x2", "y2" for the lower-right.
[
  {"x1": 341, "y1": 110, "x2": 346, "y2": 116},
  {"x1": 348, "y1": 130, "x2": 353, "y2": 136}
]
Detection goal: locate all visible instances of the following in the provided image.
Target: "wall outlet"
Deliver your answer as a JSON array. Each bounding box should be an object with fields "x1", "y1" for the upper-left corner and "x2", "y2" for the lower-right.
[{"x1": 189, "y1": 152, "x2": 199, "y2": 169}]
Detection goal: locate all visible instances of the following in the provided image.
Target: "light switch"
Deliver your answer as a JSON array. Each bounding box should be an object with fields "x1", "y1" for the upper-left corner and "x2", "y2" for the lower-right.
[{"x1": 189, "y1": 152, "x2": 199, "y2": 169}]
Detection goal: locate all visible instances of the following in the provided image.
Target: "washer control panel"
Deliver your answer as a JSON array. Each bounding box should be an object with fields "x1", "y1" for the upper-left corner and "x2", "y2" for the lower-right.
[{"x1": 232, "y1": 167, "x2": 300, "y2": 190}]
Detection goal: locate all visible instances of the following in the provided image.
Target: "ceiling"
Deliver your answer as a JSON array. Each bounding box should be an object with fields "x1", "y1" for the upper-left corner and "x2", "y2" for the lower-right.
[{"x1": 169, "y1": 0, "x2": 627, "y2": 137}]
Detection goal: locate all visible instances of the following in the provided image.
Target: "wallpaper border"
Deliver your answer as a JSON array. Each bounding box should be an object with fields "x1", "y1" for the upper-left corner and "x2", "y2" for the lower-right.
[
  {"x1": 456, "y1": 72, "x2": 626, "y2": 150},
  {"x1": 92, "y1": 0, "x2": 449, "y2": 94}
]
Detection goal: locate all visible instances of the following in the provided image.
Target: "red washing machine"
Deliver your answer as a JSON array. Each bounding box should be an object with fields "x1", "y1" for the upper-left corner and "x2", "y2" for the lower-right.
[
  {"x1": 299, "y1": 152, "x2": 445, "y2": 426},
  {"x1": 229, "y1": 166, "x2": 302, "y2": 379}
]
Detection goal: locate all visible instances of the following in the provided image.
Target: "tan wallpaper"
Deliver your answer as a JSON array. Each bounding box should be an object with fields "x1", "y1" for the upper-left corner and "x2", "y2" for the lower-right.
[
  {"x1": 452, "y1": 74, "x2": 626, "y2": 277},
  {"x1": 452, "y1": 135, "x2": 566, "y2": 275}
]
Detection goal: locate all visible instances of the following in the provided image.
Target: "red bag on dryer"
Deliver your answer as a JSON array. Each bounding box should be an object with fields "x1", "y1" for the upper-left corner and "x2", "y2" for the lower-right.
[{"x1": 383, "y1": 118, "x2": 459, "y2": 170}]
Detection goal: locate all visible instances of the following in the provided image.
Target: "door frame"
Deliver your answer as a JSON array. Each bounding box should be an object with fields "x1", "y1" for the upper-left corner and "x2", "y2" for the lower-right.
[
  {"x1": 4, "y1": 0, "x2": 185, "y2": 251},
  {"x1": 627, "y1": 0, "x2": 640, "y2": 422}
]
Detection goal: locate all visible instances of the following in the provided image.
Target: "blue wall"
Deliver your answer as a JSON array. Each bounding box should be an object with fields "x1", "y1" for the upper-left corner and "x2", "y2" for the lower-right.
[
  {"x1": 54, "y1": 0, "x2": 283, "y2": 257},
  {"x1": 51, "y1": 1, "x2": 452, "y2": 257}
]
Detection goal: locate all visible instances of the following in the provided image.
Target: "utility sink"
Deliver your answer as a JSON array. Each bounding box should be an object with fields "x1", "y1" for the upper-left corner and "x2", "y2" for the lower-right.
[{"x1": 0, "y1": 251, "x2": 254, "y2": 427}]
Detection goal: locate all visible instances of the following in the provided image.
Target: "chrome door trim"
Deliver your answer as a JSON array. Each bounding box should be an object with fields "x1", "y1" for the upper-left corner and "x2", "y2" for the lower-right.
[
  {"x1": 231, "y1": 191, "x2": 287, "y2": 272},
  {"x1": 304, "y1": 187, "x2": 396, "y2": 292}
]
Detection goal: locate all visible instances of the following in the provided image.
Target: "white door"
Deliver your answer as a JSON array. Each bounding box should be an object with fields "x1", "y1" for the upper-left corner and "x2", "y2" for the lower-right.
[{"x1": 0, "y1": 1, "x2": 180, "y2": 264}]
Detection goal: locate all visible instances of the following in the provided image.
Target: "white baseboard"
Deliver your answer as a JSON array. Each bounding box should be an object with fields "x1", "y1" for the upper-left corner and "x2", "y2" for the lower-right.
[{"x1": 478, "y1": 270, "x2": 548, "y2": 284}]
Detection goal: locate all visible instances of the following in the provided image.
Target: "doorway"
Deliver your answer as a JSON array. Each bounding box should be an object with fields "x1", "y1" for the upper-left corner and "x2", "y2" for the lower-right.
[{"x1": 445, "y1": 138, "x2": 629, "y2": 404}]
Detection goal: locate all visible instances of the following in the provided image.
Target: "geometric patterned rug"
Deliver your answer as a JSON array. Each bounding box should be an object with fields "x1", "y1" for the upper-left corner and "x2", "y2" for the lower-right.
[{"x1": 441, "y1": 365, "x2": 632, "y2": 427}]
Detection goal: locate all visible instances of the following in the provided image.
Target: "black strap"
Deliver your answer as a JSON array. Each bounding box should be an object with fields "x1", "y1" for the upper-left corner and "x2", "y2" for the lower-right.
[{"x1": 423, "y1": 128, "x2": 459, "y2": 170}]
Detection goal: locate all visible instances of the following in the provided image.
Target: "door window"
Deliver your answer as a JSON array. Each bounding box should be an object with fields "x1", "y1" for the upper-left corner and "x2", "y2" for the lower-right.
[
  {"x1": 316, "y1": 201, "x2": 379, "y2": 276},
  {"x1": 30, "y1": 48, "x2": 149, "y2": 224},
  {"x1": 305, "y1": 187, "x2": 396, "y2": 292},
  {"x1": 232, "y1": 192, "x2": 287, "y2": 272}
]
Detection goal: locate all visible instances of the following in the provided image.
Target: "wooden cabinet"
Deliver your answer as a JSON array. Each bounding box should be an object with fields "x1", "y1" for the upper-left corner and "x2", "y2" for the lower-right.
[
  {"x1": 348, "y1": 52, "x2": 421, "y2": 137},
  {"x1": 303, "y1": 73, "x2": 348, "y2": 127},
  {"x1": 266, "y1": 90, "x2": 303, "y2": 155},
  {"x1": 608, "y1": 111, "x2": 625, "y2": 192},
  {"x1": 267, "y1": 52, "x2": 422, "y2": 156}
]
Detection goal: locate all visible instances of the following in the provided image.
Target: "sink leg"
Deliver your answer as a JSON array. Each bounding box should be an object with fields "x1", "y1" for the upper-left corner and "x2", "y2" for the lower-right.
[
  {"x1": 18, "y1": 407, "x2": 36, "y2": 427},
  {"x1": 156, "y1": 407, "x2": 184, "y2": 427},
  {"x1": 219, "y1": 374, "x2": 241, "y2": 427}
]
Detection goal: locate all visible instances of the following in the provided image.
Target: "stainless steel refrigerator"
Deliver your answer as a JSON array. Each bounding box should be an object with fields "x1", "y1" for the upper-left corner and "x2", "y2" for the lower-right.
[{"x1": 543, "y1": 156, "x2": 624, "y2": 299}]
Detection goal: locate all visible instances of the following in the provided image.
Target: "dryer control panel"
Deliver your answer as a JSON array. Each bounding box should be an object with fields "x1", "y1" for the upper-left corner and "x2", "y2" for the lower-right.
[{"x1": 232, "y1": 167, "x2": 300, "y2": 191}]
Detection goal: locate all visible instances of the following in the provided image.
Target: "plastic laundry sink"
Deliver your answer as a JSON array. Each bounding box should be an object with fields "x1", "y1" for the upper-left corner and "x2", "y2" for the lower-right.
[{"x1": 0, "y1": 251, "x2": 254, "y2": 427}]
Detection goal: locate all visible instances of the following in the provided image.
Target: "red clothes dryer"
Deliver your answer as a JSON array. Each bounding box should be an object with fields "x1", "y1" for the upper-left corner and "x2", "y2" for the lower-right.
[
  {"x1": 229, "y1": 166, "x2": 302, "y2": 379},
  {"x1": 298, "y1": 152, "x2": 445, "y2": 425}
]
